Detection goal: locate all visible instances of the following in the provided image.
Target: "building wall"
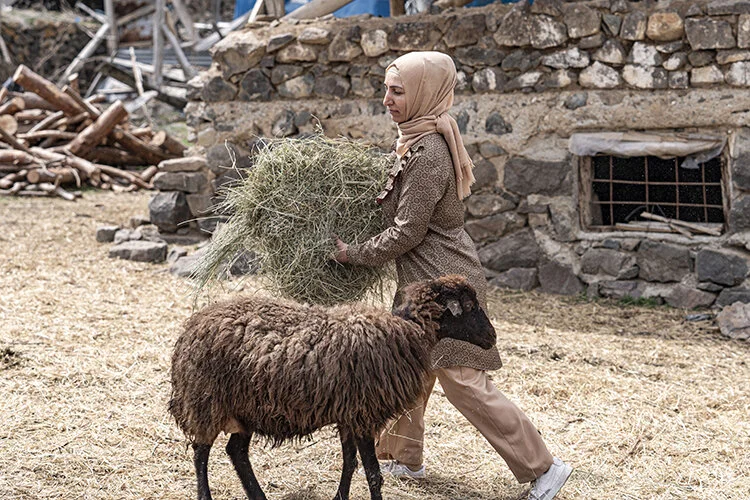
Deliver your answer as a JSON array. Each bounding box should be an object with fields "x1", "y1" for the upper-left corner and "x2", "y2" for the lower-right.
[{"x1": 185, "y1": 0, "x2": 750, "y2": 307}]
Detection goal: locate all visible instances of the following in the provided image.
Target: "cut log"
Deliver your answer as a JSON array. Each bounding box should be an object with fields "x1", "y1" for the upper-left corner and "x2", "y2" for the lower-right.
[
  {"x1": 62, "y1": 86, "x2": 102, "y2": 118},
  {"x1": 67, "y1": 100, "x2": 129, "y2": 156},
  {"x1": 69, "y1": 73, "x2": 80, "y2": 95},
  {"x1": 130, "y1": 127, "x2": 153, "y2": 139},
  {"x1": 27, "y1": 167, "x2": 79, "y2": 185},
  {"x1": 639, "y1": 212, "x2": 722, "y2": 236},
  {"x1": 28, "y1": 110, "x2": 64, "y2": 133},
  {"x1": 0, "y1": 126, "x2": 33, "y2": 154},
  {"x1": 0, "y1": 87, "x2": 8, "y2": 104},
  {"x1": 170, "y1": 0, "x2": 197, "y2": 43},
  {"x1": 139, "y1": 165, "x2": 158, "y2": 182},
  {"x1": 14, "y1": 109, "x2": 49, "y2": 123},
  {"x1": 86, "y1": 146, "x2": 145, "y2": 167},
  {"x1": 150, "y1": 130, "x2": 187, "y2": 156},
  {"x1": 153, "y1": 0, "x2": 166, "y2": 88},
  {"x1": 0, "y1": 181, "x2": 28, "y2": 195},
  {"x1": 112, "y1": 129, "x2": 173, "y2": 165},
  {"x1": 0, "y1": 97, "x2": 25, "y2": 115},
  {"x1": 161, "y1": 23, "x2": 196, "y2": 79},
  {"x1": 12, "y1": 92, "x2": 58, "y2": 111},
  {"x1": 0, "y1": 150, "x2": 36, "y2": 164},
  {"x1": 0, "y1": 115, "x2": 18, "y2": 135},
  {"x1": 13, "y1": 66, "x2": 85, "y2": 116},
  {"x1": 36, "y1": 182, "x2": 77, "y2": 201},
  {"x1": 98, "y1": 164, "x2": 151, "y2": 189},
  {"x1": 31, "y1": 147, "x2": 100, "y2": 184},
  {"x1": 0, "y1": 169, "x2": 28, "y2": 189},
  {"x1": 19, "y1": 130, "x2": 77, "y2": 144}
]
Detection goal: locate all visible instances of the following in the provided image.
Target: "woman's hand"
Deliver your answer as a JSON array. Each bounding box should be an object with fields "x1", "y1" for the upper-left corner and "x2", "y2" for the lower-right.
[{"x1": 333, "y1": 237, "x2": 349, "y2": 263}]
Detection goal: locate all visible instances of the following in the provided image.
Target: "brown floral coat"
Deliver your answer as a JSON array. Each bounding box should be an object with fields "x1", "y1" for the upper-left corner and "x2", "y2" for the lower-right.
[{"x1": 347, "y1": 133, "x2": 502, "y2": 371}]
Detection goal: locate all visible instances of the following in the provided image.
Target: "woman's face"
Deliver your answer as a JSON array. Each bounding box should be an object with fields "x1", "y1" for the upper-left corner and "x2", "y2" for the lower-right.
[{"x1": 383, "y1": 72, "x2": 407, "y2": 124}]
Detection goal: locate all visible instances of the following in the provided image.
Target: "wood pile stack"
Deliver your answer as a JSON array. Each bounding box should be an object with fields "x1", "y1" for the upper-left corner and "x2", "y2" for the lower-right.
[{"x1": 0, "y1": 64, "x2": 186, "y2": 201}]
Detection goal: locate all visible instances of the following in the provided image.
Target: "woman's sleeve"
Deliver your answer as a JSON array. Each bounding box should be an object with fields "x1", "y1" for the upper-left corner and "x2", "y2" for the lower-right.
[{"x1": 347, "y1": 152, "x2": 448, "y2": 267}]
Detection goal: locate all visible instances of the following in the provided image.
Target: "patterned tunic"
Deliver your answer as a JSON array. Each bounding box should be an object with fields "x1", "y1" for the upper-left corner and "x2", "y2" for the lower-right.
[{"x1": 347, "y1": 133, "x2": 502, "y2": 371}]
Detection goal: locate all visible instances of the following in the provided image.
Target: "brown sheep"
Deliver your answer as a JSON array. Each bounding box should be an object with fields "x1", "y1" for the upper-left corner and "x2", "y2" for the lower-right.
[{"x1": 169, "y1": 274, "x2": 496, "y2": 500}]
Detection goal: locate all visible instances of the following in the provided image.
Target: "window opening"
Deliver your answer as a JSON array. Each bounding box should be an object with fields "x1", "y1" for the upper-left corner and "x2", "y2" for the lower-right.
[{"x1": 585, "y1": 155, "x2": 725, "y2": 229}]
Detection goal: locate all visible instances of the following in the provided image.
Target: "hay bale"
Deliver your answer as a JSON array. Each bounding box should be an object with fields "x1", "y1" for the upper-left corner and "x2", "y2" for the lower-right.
[{"x1": 192, "y1": 134, "x2": 392, "y2": 305}]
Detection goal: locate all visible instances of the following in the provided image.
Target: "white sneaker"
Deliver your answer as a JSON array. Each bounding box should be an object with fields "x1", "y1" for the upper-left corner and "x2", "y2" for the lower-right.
[
  {"x1": 528, "y1": 457, "x2": 572, "y2": 500},
  {"x1": 380, "y1": 460, "x2": 426, "y2": 479}
]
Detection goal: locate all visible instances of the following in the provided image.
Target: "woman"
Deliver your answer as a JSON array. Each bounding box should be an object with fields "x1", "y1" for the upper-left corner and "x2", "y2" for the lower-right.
[{"x1": 333, "y1": 51, "x2": 571, "y2": 499}]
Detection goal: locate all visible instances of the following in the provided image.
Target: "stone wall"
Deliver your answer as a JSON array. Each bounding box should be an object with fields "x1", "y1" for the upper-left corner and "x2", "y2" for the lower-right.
[{"x1": 184, "y1": 0, "x2": 750, "y2": 308}]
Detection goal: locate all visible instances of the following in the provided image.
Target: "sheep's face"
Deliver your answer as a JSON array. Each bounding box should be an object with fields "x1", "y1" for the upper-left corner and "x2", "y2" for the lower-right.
[{"x1": 394, "y1": 275, "x2": 497, "y2": 349}]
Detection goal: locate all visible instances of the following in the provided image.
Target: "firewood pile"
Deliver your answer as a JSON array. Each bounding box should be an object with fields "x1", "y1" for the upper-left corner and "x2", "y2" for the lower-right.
[{"x1": 0, "y1": 64, "x2": 186, "y2": 201}]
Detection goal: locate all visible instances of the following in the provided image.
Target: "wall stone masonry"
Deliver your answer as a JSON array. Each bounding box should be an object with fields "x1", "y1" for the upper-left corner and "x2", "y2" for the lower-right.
[{"x1": 183, "y1": 0, "x2": 750, "y2": 308}]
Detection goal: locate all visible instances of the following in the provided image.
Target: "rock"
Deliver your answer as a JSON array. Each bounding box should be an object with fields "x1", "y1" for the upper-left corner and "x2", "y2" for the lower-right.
[
  {"x1": 739, "y1": 15, "x2": 750, "y2": 48},
  {"x1": 531, "y1": 0, "x2": 562, "y2": 17},
  {"x1": 698, "y1": 281, "x2": 725, "y2": 292},
  {"x1": 504, "y1": 157, "x2": 571, "y2": 196},
  {"x1": 726, "y1": 62, "x2": 750, "y2": 86},
  {"x1": 730, "y1": 196, "x2": 750, "y2": 231},
  {"x1": 541, "y1": 47, "x2": 590, "y2": 69},
  {"x1": 688, "y1": 50, "x2": 715, "y2": 67},
  {"x1": 581, "y1": 248, "x2": 636, "y2": 277},
  {"x1": 594, "y1": 39, "x2": 627, "y2": 65},
  {"x1": 623, "y1": 65, "x2": 668, "y2": 89},
  {"x1": 579, "y1": 33, "x2": 605, "y2": 50},
  {"x1": 152, "y1": 172, "x2": 207, "y2": 193},
  {"x1": 133, "y1": 225, "x2": 164, "y2": 243},
  {"x1": 611, "y1": 0, "x2": 629, "y2": 13},
  {"x1": 465, "y1": 192, "x2": 516, "y2": 217},
  {"x1": 621, "y1": 11, "x2": 647, "y2": 41},
  {"x1": 478, "y1": 142, "x2": 506, "y2": 158},
  {"x1": 471, "y1": 159, "x2": 499, "y2": 190},
  {"x1": 494, "y1": 5, "x2": 532, "y2": 46},
  {"x1": 716, "y1": 301, "x2": 750, "y2": 340},
  {"x1": 350, "y1": 76, "x2": 377, "y2": 97},
  {"x1": 472, "y1": 68, "x2": 507, "y2": 92},
  {"x1": 313, "y1": 75, "x2": 350, "y2": 99},
  {"x1": 547, "y1": 197, "x2": 577, "y2": 242},
  {"x1": 603, "y1": 14, "x2": 622, "y2": 36},
  {"x1": 276, "y1": 43, "x2": 318, "y2": 63},
  {"x1": 159, "y1": 157, "x2": 207, "y2": 173},
  {"x1": 186, "y1": 194, "x2": 214, "y2": 217},
  {"x1": 502, "y1": 49, "x2": 540, "y2": 72},
  {"x1": 691, "y1": 65, "x2": 725, "y2": 86},
  {"x1": 598, "y1": 280, "x2": 644, "y2": 299},
  {"x1": 669, "y1": 71, "x2": 690, "y2": 89},
  {"x1": 539, "y1": 261, "x2": 585, "y2": 296},
  {"x1": 647, "y1": 12, "x2": 684, "y2": 41},
  {"x1": 266, "y1": 33, "x2": 295, "y2": 53},
  {"x1": 109, "y1": 240, "x2": 168, "y2": 263},
  {"x1": 562, "y1": 3, "x2": 600, "y2": 39},
  {"x1": 696, "y1": 249, "x2": 749, "y2": 286},
  {"x1": 665, "y1": 285, "x2": 717, "y2": 309},
  {"x1": 530, "y1": 15, "x2": 568, "y2": 49},
  {"x1": 113, "y1": 228, "x2": 135, "y2": 244},
  {"x1": 239, "y1": 69, "x2": 273, "y2": 101},
  {"x1": 298, "y1": 27, "x2": 330, "y2": 45},
  {"x1": 328, "y1": 32, "x2": 362, "y2": 62},
  {"x1": 96, "y1": 225, "x2": 119, "y2": 243},
  {"x1": 212, "y1": 31, "x2": 266, "y2": 79},
  {"x1": 465, "y1": 212, "x2": 525, "y2": 242},
  {"x1": 202, "y1": 75, "x2": 238, "y2": 102},
  {"x1": 685, "y1": 18, "x2": 736, "y2": 50},
  {"x1": 707, "y1": 0, "x2": 750, "y2": 15},
  {"x1": 206, "y1": 143, "x2": 252, "y2": 175},
  {"x1": 540, "y1": 69, "x2": 575, "y2": 89},
  {"x1": 637, "y1": 241, "x2": 691, "y2": 282},
  {"x1": 167, "y1": 246, "x2": 188, "y2": 264},
  {"x1": 717, "y1": 287, "x2": 750, "y2": 306},
  {"x1": 505, "y1": 71, "x2": 543, "y2": 90},
  {"x1": 444, "y1": 14, "x2": 485, "y2": 48},
  {"x1": 733, "y1": 152, "x2": 750, "y2": 190},
  {"x1": 489, "y1": 267, "x2": 539, "y2": 291},
  {"x1": 278, "y1": 74, "x2": 315, "y2": 98},
  {"x1": 478, "y1": 229, "x2": 541, "y2": 273},
  {"x1": 717, "y1": 50, "x2": 750, "y2": 64},
  {"x1": 148, "y1": 191, "x2": 191, "y2": 233},
  {"x1": 360, "y1": 29, "x2": 388, "y2": 57},
  {"x1": 579, "y1": 61, "x2": 621, "y2": 88},
  {"x1": 655, "y1": 41, "x2": 684, "y2": 54},
  {"x1": 169, "y1": 253, "x2": 203, "y2": 277},
  {"x1": 455, "y1": 46, "x2": 505, "y2": 67},
  {"x1": 388, "y1": 22, "x2": 442, "y2": 51},
  {"x1": 271, "y1": 110, "x2": 297, "y2": 137},
  {"x1": 663, "y1": 52, "x2": 687, "y2": 70},
  {"x1": 485, "y1": 112, "x2": 513, "y2": 135},
  {"x1": 564, "y1": 92, "x2": 588, "y2": 110},
  {"x1": 129, "y1": 215, "x2": 150, "y2": 228},
  {"x1": 629, "y1": 42, "x2": 662, "y2": 66},
  {"x1": 270, "y1": 64, "x2": 304, "y2": 85}
]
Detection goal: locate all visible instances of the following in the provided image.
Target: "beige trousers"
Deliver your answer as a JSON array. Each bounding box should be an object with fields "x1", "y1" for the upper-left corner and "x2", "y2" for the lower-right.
[{"x1": 375, "y1": 366, "x2": 554, "y2": 483}]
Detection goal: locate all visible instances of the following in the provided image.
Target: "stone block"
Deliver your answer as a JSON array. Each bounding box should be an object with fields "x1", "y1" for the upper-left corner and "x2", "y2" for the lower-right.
[
  {"x1": 472, "y1": 159, "x2": 499, "y2": 190},
  {"x1": 696, "y1": 249, "x2": 749, "y2": 286},
  {"x1": 152, "y1": 172, "x2": 207, "y2": 193},
  {"x1": 539, "y1": 261, "x2": 585, "y2": 296},
  {"x1": 493, "y1": 7, "x2": 532, "y2": 46},
  {"x1": 502, "y1": 49, "x2": 541, "y2": 72},
  {"x1": 328, "y1": 33, "x2": 362, "y2": 62},
  {"x1": 278, "y1": 74, "x2": 315, "y2": 98},
  {"x1": 186, "y1": 194, "x2": 214, "y2": 218},
  {"x1": 455, "y1": 46, "x2": 505, "y2": 67},
  {"x1": 562, "y1": 4, "x2": 600, "y2": 39},
  {"x1": 669, "y1": 71, "x2": 690, "y2": 89},
  {"x1": 691, "y1": 65, "x2": 725, "y2": 86},
  {"x1": 213, "y1": 31, "x2": 266, "y2": 79},
  {"x1": 445, "y1": 14, "x2": 485, "y2": 48},
  {"x1": 740, "y1": 15, "x2": 750, "y2": 48},
  {"x1": 717, "y1": 49, "x2": 750, "y2": 64},
  {"x1": 276, "y1": 43, "x2": 318, "y2": 63},
  {"x1": 717, "y1": 286, "x2": 750, "y2": 306},
  {"x1": 581, "y1": 248, "x2": 636, "y2": 277},
  {"x1": 505, "y1": 71, "x2": 542, "y2": 91},
  {"x1": 655, "y1": 41, "x2": 684, "y2": 54},
  {"x1": 647, "y1": 12, "x2": 684, "y2": 41},
  {"x1": 730, "y1": 197, "x2": 750, "y2": 232},
  {"x1": 629, "y1": 42, "x2": 663, "y2": 66},
  {"x1": 594, "y1": 39, "x2": 626, "y2": 65},
  {"x1": 270, "y1": 64, "x2": 304, "y2": 85},
  {"x1": 597, "y1": 280, "x2": 644, "y2": 299},
  {"x1": 637, "y1": 241, "x2": 691, "y2": 282},
  {"x1": 716, "y1": 301, "x2": 750, "y2": 340},
  {"x1": 472, "y1": 68, "x2": 507, "y2": 92},
  {"x1": 148, "y1": 191, "x2": 192, "y2": 233},
  {"x1": 96, "y1": 225, "x2": 119, "y2": 243},
  {"x1": 564, "y1": 92, "x2": 588, "y2": 110},
  {"x1": 169, "y1": 254, "x2": 201, "y2": 277},
  {"x1": 733, "y1": 152, "x2": 750, "y2": 190},
  {"x1": 621, "y1": 11, "x2": 647, "y2": 41},
  {"x1": 531, "y1": 0, "x2": 562, "y2": 17},
  {"x1": 579, "y1": 61, "x2": 621, "y2": 88},
  {"x1": 239, "y1": 69, "x2": 273, "y2": 101},
  {"x1": 579, "y1": 33, "x2": 605, "y2": 50},
  {"x1": 267, "y1": 33, "x2": 295, "y2": 53},
  {"x1": 706, "y1": 0, "x2": 750, "y2": 15},
  {"x1": 541, "y1": 47, "x2": 590, "y2": 69},
  {"x1": 465, "y1": 212, "x2": 525, "y2": 242},
  {"x1": 623, "y1": 65, "x2": 668, "y2": 89},
  {"x1": 360, "y1": 29, "x2": 388, "y2": 57},
  {"x1": 299, "y1": 27, "x2": 331, "y2": 45},
  {"x1": 485, "y1": 112, "x2": 513, "y2": 135},
  {"x1": 271, "y1": 110, "x2": 297, "y2": 137},
  {"x1": 479, "y1": 142, "x2": 507, "y2": 158},
  {"x1": 206, "y1": 143, "x2": 252, "y2": 175},
  {"x1": 388, "y1": 22, "x2": 442, "y2": 51},
  {"x1": 489, "y1": 267, "x2": 539, "y2": 291},
  {"x1": 603, "y1": 14, "x2": 622, "y2": 36},
  {"x1": 540, "y1": 69, "x2": 575, "y2": 89},
  {"x1": 726, "y1": 61, "x2": 750, "y2": 86},
  {"x1": 202, "y1": 76, "x2": 237, "y2": 103},
  {"x1": 313, "y1": 75, "x2": 350, "y2": 99},
  {"x1": 504, "y1": 157, "x2": 571, "y2": 196},
  {"x1": 689, "y1": 50, "x2": 715, "y2": 67},
  {"x1": 465, "y1": 192, "x2": 516, "y2": 217},
  {"x1": 663, "y1": 52, "x2": 687, "y2": 70},
  {"x1": 478, "y1": 228, "x2": 541, "y2": 273},
  {"x1": 685, "y1": 18, "x2": 735, "y2": 50},
  {"x1": 109, "y1": 240, "x2": 168, "y2": 263},
  {"x1": 158, "y1": 156, "x2": 207, "y2": 173},
  {"x1": 665, "y1": 285, "x2": 717, "y2": 309},
  {"x1": 530, "y1": 15, "x2": 568, "y2": 49}
]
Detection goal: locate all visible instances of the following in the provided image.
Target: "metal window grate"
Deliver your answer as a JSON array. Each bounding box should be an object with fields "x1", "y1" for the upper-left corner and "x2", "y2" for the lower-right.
[{"x1": 588, "y1": 155, "x2": 725, "y2": 227}]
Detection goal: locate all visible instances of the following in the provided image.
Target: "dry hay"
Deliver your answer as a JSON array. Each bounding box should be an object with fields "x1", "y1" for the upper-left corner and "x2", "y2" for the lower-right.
[
  {"x1": 191, "y1": 134, "x2": 392, "y2": 306},
  {"x1": 0, "y1": 190, "x2": 748, "y2": 500}
]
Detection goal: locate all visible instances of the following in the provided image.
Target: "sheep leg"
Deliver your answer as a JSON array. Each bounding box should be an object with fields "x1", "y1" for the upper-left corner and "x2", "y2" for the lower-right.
[
  {"x1": 193, "y1": 443, "x2": 213, "y2": 500},
  {"x1": 333, "y1": 429, "x2": 358, "y2": 500},
  {"x1": 355, "y1": 436, "x2": 383, "y2": 500},
  {"x1": 226, "y1": 433, "x2": 267, "y2": 500}
]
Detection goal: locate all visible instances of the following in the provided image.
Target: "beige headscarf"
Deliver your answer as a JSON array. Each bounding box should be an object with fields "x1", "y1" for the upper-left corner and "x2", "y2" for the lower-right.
[{"x1": 386, "y1": 51, "x2": 475, "y2": 200}]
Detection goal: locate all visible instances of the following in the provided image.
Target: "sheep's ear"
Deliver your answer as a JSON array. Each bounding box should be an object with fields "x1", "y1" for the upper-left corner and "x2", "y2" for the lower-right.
[{"x1": 446, "y1": 299, "x2": 462, "y2": 317}]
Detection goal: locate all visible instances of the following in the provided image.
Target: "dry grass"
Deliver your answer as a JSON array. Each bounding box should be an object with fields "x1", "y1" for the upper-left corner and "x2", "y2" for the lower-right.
[{"x1": 0, "y1": 190, "x2": 748, "y2": 500}]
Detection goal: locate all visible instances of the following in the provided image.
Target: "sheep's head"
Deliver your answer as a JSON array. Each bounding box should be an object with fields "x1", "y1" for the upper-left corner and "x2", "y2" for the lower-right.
[{"x1": 393, "y1": 275, "x2": 496, "y2": 350}]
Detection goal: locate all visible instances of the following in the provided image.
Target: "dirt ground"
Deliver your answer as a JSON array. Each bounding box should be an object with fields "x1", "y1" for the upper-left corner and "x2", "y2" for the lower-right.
[{"x1": 1, "y1": 190, "x2": 748, "y2": 500}]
